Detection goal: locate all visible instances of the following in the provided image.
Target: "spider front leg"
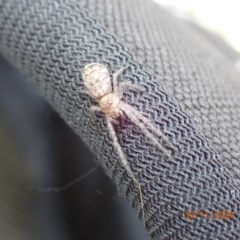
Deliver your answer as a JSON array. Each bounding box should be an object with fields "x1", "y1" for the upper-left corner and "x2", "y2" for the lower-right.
[
  {"x1": 106, "y1": 118, "x2": 145, "y2": 222},
  {"x1": 121, "y1": 103, "x2": 174, "y2": 159},
  {"x1": 112, "y1": 66, "x2": 130, "y2": 93},
  {"x1": 117, "y1": 82, "x2": 145, "y2": 98},
  {"x1": 113, "y1": 66, "x2": 144, "y2": 97},
  {"x1": 130, "y1": 107, "x2": 176, "y2": 151}
]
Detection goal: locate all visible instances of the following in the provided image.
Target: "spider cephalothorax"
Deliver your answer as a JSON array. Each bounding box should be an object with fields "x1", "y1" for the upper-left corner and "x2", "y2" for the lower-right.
[{"x1": 98, "y1": 93, "x2": 123, "y2": 119}]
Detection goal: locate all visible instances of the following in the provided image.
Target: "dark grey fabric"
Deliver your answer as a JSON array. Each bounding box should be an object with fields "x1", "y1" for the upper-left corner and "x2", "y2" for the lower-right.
[
  {"x1": 0, "y1": 55, "x2": 71, "y2": 240},
  {"x1": 0, "y1": 0, "x2": 240, "y2": 239}
]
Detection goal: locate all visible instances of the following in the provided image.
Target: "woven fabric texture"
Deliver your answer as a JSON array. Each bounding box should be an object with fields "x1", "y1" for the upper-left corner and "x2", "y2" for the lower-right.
[{"x1": 1, "y1": 0, "x2": 240, "y2": 239}]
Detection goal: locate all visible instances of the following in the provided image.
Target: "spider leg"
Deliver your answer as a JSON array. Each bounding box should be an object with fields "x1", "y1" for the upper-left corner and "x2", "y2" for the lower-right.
[
  {"x1": 106, "y1": 117, "x2": 145, "y2": 222},
  {"x1": 112, "y1": 66, "x2": 130, "y2": 93},
  {"x1": 130, "y1": 108, "x2": 176, "y2": 151},
  {"x1": 118, "y1": 82, "x2": 145, "y2": 98},
  {"x1": 89, "y1": 106, "x2": 101, "y2": 124},
  {"x1": 119, "y1": 82, "x2": 145, "y2": 92},
  {"x1": 121, "y1": 103, "x2": 174, "y2": 159}
]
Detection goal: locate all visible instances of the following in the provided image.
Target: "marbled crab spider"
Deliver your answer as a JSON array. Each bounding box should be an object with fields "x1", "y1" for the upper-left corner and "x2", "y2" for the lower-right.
[{"x1": 81, "y1": 63, "x2": 175, "y2": 222}]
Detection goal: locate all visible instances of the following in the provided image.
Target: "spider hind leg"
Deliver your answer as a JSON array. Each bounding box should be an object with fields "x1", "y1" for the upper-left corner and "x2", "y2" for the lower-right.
[{"x1": 106, "y1": 118, "x2": 145, "y2": 223}]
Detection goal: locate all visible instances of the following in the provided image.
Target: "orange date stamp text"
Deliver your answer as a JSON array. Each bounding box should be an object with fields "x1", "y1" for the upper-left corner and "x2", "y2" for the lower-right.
[{"x1": 184, "y1": 210, "x2": 235, "y2": 220}]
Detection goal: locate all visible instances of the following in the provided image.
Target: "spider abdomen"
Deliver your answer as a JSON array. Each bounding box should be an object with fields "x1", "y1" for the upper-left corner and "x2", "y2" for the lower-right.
[{"x1": 82, "y1": 63, "x2": 112, "y2": 99}]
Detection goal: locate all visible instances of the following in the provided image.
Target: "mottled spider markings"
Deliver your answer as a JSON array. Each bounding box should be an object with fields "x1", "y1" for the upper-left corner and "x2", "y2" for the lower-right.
[{"x1": 81, "y1": 63, "x2": 175, "y2": 223}]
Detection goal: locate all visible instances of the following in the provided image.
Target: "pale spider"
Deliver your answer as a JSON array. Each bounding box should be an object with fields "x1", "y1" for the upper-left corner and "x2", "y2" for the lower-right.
[{"x1": 81, "y1": 63, "x2": 174, "y2": 221}]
